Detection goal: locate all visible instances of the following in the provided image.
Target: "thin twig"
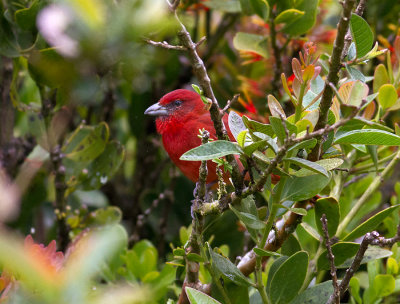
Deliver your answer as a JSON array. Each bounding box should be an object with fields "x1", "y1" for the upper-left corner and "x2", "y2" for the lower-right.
[
  {"x1": 268, "y1": 9, "x2": 282, "y2": 94},
  {"x1": 327, "y1": 226, "x2": 400, "y2": 303},
  {"x1": 237, "y1": 200, "x2": 313, "y2": 276},
  {"x1": 145, "y1": 39, "x2": 187, "y2": 51},
  {"x1": 195, "y1": 130, "x2": 210, "y2": 200},
  {"x1": 343, "y1": 173, "x2": 368, "y2": 187},
  {"x1": 222, "y1": 94, "x2": 240, "y2": 113},
  {"x1": 309, "y1": 0, "x2": 357, "y2": 160},
  {"x1": 321, "y1": 215, "x2": 340, "y2": 304}
]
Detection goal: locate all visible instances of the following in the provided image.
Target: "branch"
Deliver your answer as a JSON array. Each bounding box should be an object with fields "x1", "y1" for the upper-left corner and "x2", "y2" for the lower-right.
[
  {"x1": 309, "y1": 0, "x2": 357, "y2": 160},
  {"x1": 327, "y1": 225, "x2": 400, "y2": 304},
  {"x1": 51, "y1": 145, "x2": 69, "y2": 251},
  {"x1": 0, "y1": 57, "x2": 14, "y2": 148},
  {"x1": 222, "y1": 94, "x2": 240, "y2": 113},
  {"x1": 238, "y1": 200, "x2": 313, "y2": 276},
  {"x1": 268, "y1": 9, "x2": 282, "y2": 94},
  {"x1": 195, "y1": 130, "x2": 210, "y2": 200},
  {"x1": 145, "y1": 39, "x2": 187, "y2": 51},
  {"x1": 321, "y1": 215, "x2": 340, "y2": 304}
]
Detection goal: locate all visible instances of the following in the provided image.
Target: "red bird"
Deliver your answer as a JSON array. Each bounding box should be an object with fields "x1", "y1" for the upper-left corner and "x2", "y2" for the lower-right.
[{"x1": 144, "y1": 89, "x2": 237, "y2": 184}]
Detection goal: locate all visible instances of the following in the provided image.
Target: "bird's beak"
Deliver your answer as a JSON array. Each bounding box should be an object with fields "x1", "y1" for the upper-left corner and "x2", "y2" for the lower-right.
[{"x1": 144, "y1": 102, "x2": 168, "y2": 116}]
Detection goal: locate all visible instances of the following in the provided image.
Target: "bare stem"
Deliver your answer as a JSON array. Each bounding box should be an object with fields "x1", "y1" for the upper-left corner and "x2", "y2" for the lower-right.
[
  {"x1": 309, "y1": 0, "x2": 357, "y2": 160},
  {"x1": 321, "y1": 215, "x2": 340, "y2": 304},
  {"x1": 327, "y1": 225, "x2": 400, "y2": 303}
]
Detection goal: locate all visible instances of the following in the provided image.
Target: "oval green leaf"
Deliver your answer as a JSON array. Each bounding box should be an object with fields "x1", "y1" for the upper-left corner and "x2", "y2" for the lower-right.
[
  {"x1": 378, "y1": 84, "x2": 398, "y2": 110},
  {"x1": 350, "y1": 14, "x2": 374, "y2": 58},
  {"x1": 180, "y1": 141, "x2": 242, "y2": 161},
  {"x1": 186, "y1": 286, "x2": 222, "y2": 304},
  {"x1": 281, "y1": 174, "x2": 330, "y2": 202},
  {"x1": 291, "y1": 281, "x2": 335, "y2": 304},
  {"x1": 317, "y1": 242, "x2": 360, "y2": 271},
  {"x1": 343, "y1": 205, "x2": 400, "y2": 241},
  {"x1": 284, "y1": 157, "x2": 329, "y2": 178},
  {"x1": 209, "y1": 248, "x2": 252, "y2": 287},
  {"x1": 274, "y1": 8, "x2": 304, "y2": 25},
  {"x1": 334, "y1": 129, "x2": 400, "y2": 146},
  {"x1": 233, "y1": 32, "x2": 268, "y2": 58},
  {"x1": 269, "y1": 251, "x2": 309, "y2": 304},
  {"x1": 314, "y1": 197, "x2": 340, "y2": 236}
]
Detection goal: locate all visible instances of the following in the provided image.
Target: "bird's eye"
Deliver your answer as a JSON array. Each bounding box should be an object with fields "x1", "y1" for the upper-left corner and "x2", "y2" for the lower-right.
[{"x1": 174, "y1": 100, "x2": 182, "y2": 106}]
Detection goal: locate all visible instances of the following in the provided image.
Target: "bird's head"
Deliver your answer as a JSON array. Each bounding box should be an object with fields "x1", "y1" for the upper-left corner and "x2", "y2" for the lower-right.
[{"x1": 144, "y1": 89, "x2": 207, "y2": 134}]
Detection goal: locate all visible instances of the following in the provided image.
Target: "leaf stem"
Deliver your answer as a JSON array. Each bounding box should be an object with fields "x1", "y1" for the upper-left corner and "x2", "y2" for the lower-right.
[{"x1": 255, "y1": 255, "x2": 270, "y2": 304}]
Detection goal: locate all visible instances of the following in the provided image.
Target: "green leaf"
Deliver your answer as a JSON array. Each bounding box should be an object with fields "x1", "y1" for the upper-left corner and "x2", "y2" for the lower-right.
[
  {"x1": 317, "y1": 242, "x2": 360, "y2": 271},
  {"x1": 228, "y1": 111, "x2": 247, "y2": 140},
  {"x1": 253, "y1": 132, "x2": 279, "y2": 154},
  {"x1": 288, "y1": 138, "x2": 317, "y2": 152},
  {"x1": 284, "y1": 157, "x2": 329, "y2": 178},
  {"x1": 268, "y1": 95, "x2": 286, "y2": 118},
  {"x1": 209, "y1": 248, "x2": 253, "y2": 287},
  {"x1": 187, "y1": 253, "x2": 204, "y2": 263},
  {"x1": 267, "y1": 256, "x2": 289, "y2": 292},
  {"x1": 334, "y1": 129, "x2": 400, "y2": 146},
  {"x1": 314, "y1": 197, "x2": 340, "y2": 236},
  {"x1": 341, "y1": 246, "x2": 392, "y2": 268},
  {"x1": 269, "y1": 251, "x2": 309, "y2": 304},
  {"x1": 240, "y1": 0, "x2": 269, "y2": 19},
  {"x1": 277, "y1": 204, "x2": 308, "y2": 216},
  {"x1": 348, "y1": 42, "x2": 357, "y2": 61},
  {"x1": 81, "y1": 141, "x2": 125, "y2": 190},
  {"x1": 233, "y1": 32, "x2": 268, "y2": 58},
  {"x1": 186, "y1": 287, "x2": 222, "y2": 304},
  {"x1": 280, "y1": 174, "x2": 330, "y2": 202},
  {"x1": 253, "y1": 248, "x2": 281, "y2": 257},
  {"x1": 63, "y1": 122, "x2": 109, "y2": 162},
  {"x1": 27, "y1": 111, "x2": 49, "y2": 150},
  {"x1": 373, "y1": 275, "x2": 395, "y2": 298},
  {"x1": 0, "y1": 13, "x2": 19, "y2": 57},
  {"x1": 373, "y1": 64, "x2": 389, "y2": 93},
  {"x1": 242, "y1": 115, "x2": 274, "y2": 137},
  {"x1": 346, "y1": 65, "x2": 366, "y2": 82},
  {"x1": 237, "y1": 130, "x2": 248, "y2": 148},
  {"x1": 180, "y1": 141, "x2": 242, "y2": 161},
  {"x1": 281, "y1": 0, "x2": 318, "y2": 36},
  {"x1": 337, "y1": 117, "x2": 393, "y2": 134},
  {"x1": 15, "y1": 0, "x2": 40, "y2": 31},
  {"x1": 300, "y1": 222, "x2": 321, "y2": 240},
  {"x1": 343, "y1": 205, "x2": 400, "y2": 241},
  {"x1": 366, "y1": 145, "x2": 378, "y2": 172},
  {"x1": 274, "y1": 9, "x2": 304, "y2": 25},
  {"x1": 230, "y1": 206, "x2": 266, "y2": 230},
  {"x1": 86, "y1": 206, "x2": 122, "y2": 226},
  {"x1": 378, "y1": 84, "x2": 398, "y2": 110},
  {"x1": 291, "y1": 281, "x2": 335, "y2": 304},
  {"x1": 173, "y1": 248, "x2": 185, "y2": 256},
  {"x1": 203, "y1": 0, "x2": 241, "y2": 12},
  {"x1": 281, "y1": 234, "x2": 302, "y2": 256},
  {"x1": 269, "y1": 116, "x2": 297, "y2": 145},
  {"x1": 350, "y1": 14, "x2": 374, "y2": 58},
  {"x1": 349, "y1": 277, "x2": 362, "y2": 304}
]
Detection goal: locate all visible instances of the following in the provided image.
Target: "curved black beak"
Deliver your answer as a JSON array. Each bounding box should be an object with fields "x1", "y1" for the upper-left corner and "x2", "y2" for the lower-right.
[{"x1": 144, "y1": 102, "x2": 168, "y2": 116}]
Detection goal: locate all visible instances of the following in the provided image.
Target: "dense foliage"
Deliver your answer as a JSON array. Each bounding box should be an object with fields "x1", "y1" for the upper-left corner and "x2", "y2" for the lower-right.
[{"x1": 1, "y1": 0, "x2": 400, "y2": 303}]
